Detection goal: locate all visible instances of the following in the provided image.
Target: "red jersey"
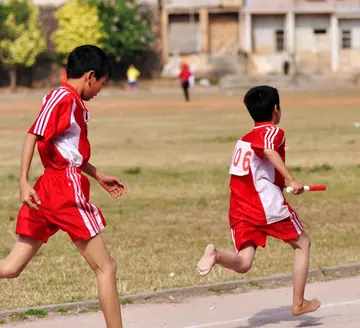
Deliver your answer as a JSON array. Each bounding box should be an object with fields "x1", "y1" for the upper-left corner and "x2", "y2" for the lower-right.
[
  {"x1": 29, "y1": 83, "x2": 91, "y2": 170},
  {"x1": 179, "y1": 66, "x2": 191, "y2": 82},
  {"x1": 228, "y1": 122, "x2": 291, "y2": 226}
]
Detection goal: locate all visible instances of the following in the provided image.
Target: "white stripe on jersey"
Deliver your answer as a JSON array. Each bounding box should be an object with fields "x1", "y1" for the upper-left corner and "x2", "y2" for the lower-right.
[
  {"x1": 269, "y1": 127, "x2": 279, "y2": 149},
  {"x1": 264, "y1": 128, "x2": 271, "y2": 149},
  {"x1": 264, "y1": 127, "x2": 279, "y2": 150},
  {"x1": 34, "y1": 89, "x2": 70, "y2": 136},
  {"x1": 34, "y1": 89, "x2": 61, "y2": 134},
  {"x1": 40, "y1": 91, "x2": 70, "y2": 136}
]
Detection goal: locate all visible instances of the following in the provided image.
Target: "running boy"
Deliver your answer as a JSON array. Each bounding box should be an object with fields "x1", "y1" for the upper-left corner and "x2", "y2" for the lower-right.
[
  {"x1": 197, "y1": 85, "x2": 321, "y2": 316},
  {"x1": 0, "y1": 45, "x2": 126, "y2": 328}
]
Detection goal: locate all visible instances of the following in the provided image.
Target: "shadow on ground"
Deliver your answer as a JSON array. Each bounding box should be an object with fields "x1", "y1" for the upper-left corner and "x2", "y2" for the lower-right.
[{"x1": 234, "y1": 306, "x2": 332, "y2": 327}]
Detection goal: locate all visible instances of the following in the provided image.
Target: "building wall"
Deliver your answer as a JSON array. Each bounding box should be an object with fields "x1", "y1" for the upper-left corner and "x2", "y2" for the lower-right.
[
  {"x1": 168, "y1": 15, "x2": 201, "y2": 54},
  {"x1": 335, "y1": 0, "x2": 360, "y2": 9},
  {"x1": 164, "y1": 0, "x2": 242, "y2": 9},
  {"x1": 339, "y1": 18, "x2": 360, "y2": 48},
  {"x1": 339, "y1": 19, "x2": 360, "y2": 72},
  {"x1": 139, "y1": 0, "x2": 159, "y2": 6},
  {"x1": 294, "y1": 0, "x2": 334, "y2": 12},
  {"x1": 209, "y1": 13, "x2": 239, "y2": 54},
  {"x1": 252, "y1": 15, "x2": 285, "y2": 54},
  {"x1": 295, "y1": 14, "x2": 331, "y2": 71},
  {"x1": 246, "y1": 0, "x2": 292, "y2": 12}
]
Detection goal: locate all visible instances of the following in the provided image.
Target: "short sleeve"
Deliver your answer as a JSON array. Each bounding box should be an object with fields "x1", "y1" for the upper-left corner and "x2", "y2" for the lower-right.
[
  {"x1": 250, "y1": 126, "x2": 285, "y2": 157},
  {"x1": 29, "y1": 89, "x2": 73, "y2": 141},
  {"x1": 265, "y1": 127, "x2": 285, "y2": 151}
]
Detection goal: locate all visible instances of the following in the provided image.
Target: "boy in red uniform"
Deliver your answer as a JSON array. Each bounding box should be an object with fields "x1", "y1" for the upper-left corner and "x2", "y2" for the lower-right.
[
  {"x1": 0, "y1": 45, "x2": 126, "y2": 328},
  {"x1": 197, "y1": 85, "x2": 321, "y2": 316}
]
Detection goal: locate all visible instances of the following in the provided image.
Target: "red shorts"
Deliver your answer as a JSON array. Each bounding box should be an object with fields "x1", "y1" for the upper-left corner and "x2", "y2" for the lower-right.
[
  {"x1": 16, "y1": 167, "x2": 106, "y2": 243},
  {"x1": 231, "y1": 210, "x2": 303, "y2": 252}
]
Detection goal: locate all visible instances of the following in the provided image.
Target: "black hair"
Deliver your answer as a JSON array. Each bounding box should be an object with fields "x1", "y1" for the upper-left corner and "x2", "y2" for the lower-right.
[
  {"x1": 66, "y1": 45, "x2": 112, "y2": 80},
  {"x1": 243, "y1": 85, "x2": 280, "y2": 122}
]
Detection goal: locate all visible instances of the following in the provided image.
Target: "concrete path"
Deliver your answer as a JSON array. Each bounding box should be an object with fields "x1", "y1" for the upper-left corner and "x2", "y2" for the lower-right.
[{"x1": 4, "y1": 276, "x2": 360, "y2": 327}]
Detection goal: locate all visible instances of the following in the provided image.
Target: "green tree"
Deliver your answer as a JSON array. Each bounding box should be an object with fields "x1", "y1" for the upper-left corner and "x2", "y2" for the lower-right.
[
  {"x1": 91, "y1": 0, "x2": 154, "y2": 62},
  {"x1": 52, "y1": 0, "x2": 108, "y2": 64},
  {"x1": 0, "y1": 0, "x2": 45, "y2": 89}
]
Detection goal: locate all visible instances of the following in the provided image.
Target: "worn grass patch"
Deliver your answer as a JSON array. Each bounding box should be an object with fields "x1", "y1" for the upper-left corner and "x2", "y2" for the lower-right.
[{"x1": 0, "y1": 90, "x2": 360, "y2": 310}]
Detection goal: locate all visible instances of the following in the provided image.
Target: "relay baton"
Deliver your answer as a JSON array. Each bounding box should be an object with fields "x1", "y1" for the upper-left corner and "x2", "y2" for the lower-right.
[{"x1": 285, "y1": 185, "x2": 327, "y2": 193}]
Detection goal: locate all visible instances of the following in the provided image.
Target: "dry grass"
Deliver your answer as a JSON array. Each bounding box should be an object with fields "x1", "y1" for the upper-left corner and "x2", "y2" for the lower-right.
[{"x1": 0, "y1": 89, "x2": 360, "y2": 310}]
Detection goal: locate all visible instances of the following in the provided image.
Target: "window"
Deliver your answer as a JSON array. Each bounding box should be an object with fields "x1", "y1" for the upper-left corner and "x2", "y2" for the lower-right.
[
  {"x1": 314, "y1": 28, "x2": 327, "y2": 35},
  {"x1": 275, "y1": 30, "x2": 284, "y2": 52},
  {"x1": 342, "y1": 30, "x2": 351, "y2": 49}
]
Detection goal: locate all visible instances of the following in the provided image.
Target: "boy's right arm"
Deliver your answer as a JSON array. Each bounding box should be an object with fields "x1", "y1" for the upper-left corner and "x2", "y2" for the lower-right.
[
  {"x1": 263, "y1": 148, "x2": 304, "y2": 195},
  {"x1": 19, "y1": 133, "x2": 41, "y2": 210}
]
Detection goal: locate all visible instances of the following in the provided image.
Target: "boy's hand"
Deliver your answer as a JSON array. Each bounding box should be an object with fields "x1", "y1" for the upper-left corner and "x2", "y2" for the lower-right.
[
  {"x1": 20, "y1": 181, "x2": 41, "y2": 210},
  {"x1": 287, "y1": 179, "x2": 304, "y2": 195},
  {"x1": 98, "y1": 175, "x2": 127, "y2": 198}
]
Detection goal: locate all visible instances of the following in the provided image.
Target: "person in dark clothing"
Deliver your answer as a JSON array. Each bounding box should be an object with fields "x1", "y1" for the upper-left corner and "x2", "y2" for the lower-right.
[{"x1": 179, "y1": 63, "x2": 192, "y2": 102}]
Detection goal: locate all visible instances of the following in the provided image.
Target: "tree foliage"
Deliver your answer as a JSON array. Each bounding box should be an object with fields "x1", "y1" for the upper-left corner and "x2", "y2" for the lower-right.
[
  {"x1": 52, "y1": 0, "x2": 107, "y2": 63},
  {"x1": 91, "y1": 0, "x2": 154, "y2": 62},
  {"x1": 0, "y1": 0, "x2": 45, "y2": 69}
]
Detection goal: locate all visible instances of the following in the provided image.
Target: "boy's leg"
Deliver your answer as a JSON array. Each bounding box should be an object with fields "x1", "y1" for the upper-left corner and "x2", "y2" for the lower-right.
[
  {"x1": 75, "y1": 234, "x2": 123, "y2": 328},
  {"x1": 182, "y1": 82, "x2": 189, "y2": 101},
  {"x1": 264, "y1": 216, "x2": 321, "y2": 316},
  {"x1": 288, "y1": 231, "x2": 321, "y2": 316},
  {"x1": 184, "y1": 82, "x2": 190, "y2": 101},
  {"x1": 0, "y1": 235, "x2": 43, "y2": 279},
  {"x1": 197, "y1": 241, "x2": 256, "y2": 276}
]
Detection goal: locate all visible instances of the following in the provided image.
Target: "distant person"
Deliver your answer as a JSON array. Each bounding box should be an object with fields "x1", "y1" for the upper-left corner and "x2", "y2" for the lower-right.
[
  {"x1": 0, "y1": 45, "x2": 127, "y2": 328},
  {"x1": 127, "y1": 64, "x2": 140, "y2": 90},
  {"x1": 197, "y1": 85, "x2": 321, "y2": 317},
  {"x1": 179, "y1": 62, "x2": 191, "y2": 102}
]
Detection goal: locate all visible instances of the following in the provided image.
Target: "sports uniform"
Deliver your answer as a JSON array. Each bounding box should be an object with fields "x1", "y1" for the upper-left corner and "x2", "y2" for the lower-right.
[
  {"x1": 16, "y1": 83, "x2": 106, "y2": 243},
  {"x1": 228, "y1": 122, "x2": 303, "y2": 251}
]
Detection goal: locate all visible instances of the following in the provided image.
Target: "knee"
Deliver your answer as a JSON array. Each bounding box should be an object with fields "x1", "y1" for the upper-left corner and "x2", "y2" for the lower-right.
[
  {"x1": 94, "y1": 258, "x2": 117, "y2": 277},
  {"x1": 301, "y1": 233, "x2": 311, "y2": 249},
  {"x1": 292, "y1": 233, "x2": 311, "y2": 251},
  {"x1": 235, "y1": 260, "x2": 252, "y2": 274},
  {"x1": 0, "y1": 263, "x2": 22, "y2": 279}
]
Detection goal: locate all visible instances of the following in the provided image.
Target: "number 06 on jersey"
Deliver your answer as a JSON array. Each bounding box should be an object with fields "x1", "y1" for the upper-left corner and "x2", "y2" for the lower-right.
[{"x1": 229, "y1": 141, "x2": 254, "y2": 177}]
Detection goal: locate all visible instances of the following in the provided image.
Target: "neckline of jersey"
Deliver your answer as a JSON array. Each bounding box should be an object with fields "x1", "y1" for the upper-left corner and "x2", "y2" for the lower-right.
[
  {"x1": 61, "y1": 83, "x2": 88, "y2": 113},
  {"x1": 253, "y1": 122, "x2": 274, "y2": 129}
]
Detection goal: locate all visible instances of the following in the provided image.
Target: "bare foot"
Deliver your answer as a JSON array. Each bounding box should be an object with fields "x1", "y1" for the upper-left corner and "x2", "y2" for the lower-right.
[
  {"x1": 196, "y1": 244, "x2": 217, "y2": 276},
  {"x1": 292, "y1": 298, "x2": 321, "y2": 316}
]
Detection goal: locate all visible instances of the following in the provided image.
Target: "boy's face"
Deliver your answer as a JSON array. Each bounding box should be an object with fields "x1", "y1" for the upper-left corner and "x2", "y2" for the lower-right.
[{"x1": 82, "y1": 71, "x2": 107, "y2": 101}]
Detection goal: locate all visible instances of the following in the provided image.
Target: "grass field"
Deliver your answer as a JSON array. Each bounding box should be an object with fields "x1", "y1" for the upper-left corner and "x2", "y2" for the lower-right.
[{"x1": 0, "y1": 89, "x2": 360, "y2": 311}]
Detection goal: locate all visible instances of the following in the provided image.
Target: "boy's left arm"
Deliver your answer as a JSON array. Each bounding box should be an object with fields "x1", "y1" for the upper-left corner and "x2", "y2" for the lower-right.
[
  {"x1": 82, "y1": 162, "x2": 127, "y2": 198},
  {"x1": 264, "y1": 149, "x2": 303, "y2": 194},
  {"x1": 262, "y1": 128, "x2": 304, "y2": 195}
]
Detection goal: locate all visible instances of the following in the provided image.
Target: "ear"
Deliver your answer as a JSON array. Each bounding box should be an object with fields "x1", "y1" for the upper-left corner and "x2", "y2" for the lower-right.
[{"x1": 85, "y1": 70, "x2": 96, "y2": 83}]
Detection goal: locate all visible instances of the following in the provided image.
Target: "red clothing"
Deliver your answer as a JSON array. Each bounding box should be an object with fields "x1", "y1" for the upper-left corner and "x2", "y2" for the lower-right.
[
  {"x1": 179, "y1": 64, "x2": 191, "y2": 82},
  {"x1": 231, "y1": 211, "x2": 303, "y2": 251},
  {"x1": 16, "y1": 167, "x2": 106, "y2": 243},
  {"x1": 28, "y1": 83, "x2": 91, "y2": 170},
  {"x1": 16, "y1": 83, "x2": 106, "y2": 243},
  {"x1": 228, "y1": 122, "x2": 302, "y2": 250}
]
